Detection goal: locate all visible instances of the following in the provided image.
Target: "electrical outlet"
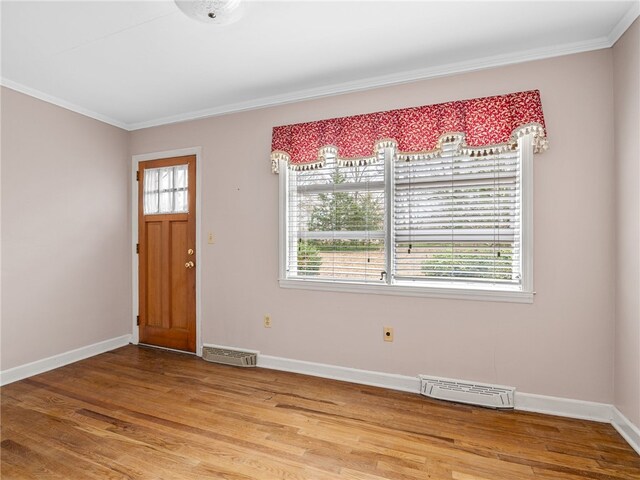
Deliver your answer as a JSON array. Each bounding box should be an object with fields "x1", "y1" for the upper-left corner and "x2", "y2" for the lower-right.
[
  {"x1": 207, "y1": 232, "x2": 215, "y2": 244},
  {"x1": 264, "y1": 314, "x2": 272, "y2": 328},
  {"x1": 383, "y1": 327, "x2": 394, "y2": 342}
]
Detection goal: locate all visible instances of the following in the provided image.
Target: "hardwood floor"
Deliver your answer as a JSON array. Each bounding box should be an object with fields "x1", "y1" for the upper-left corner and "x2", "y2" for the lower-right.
[{"x1": 1, "y1": 345, "x2": 638, "y2": 479}]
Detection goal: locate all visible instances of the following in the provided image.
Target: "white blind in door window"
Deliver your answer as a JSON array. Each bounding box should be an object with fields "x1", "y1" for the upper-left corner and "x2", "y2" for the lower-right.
[
  {"x1": 143, "y1": 165, "x2": 189, "y2": 215},
  {"x1": 394, "y1": 143, "x2": 521, "y2": 286},
  {"x1": 287, "y1": 157, "x2": 385, "y2": 282}
]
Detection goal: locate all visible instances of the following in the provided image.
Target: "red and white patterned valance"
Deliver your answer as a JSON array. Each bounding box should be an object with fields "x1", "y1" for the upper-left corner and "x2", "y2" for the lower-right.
[{"x1": 271, "y1": 90, "x2": 547, "y2": 173}]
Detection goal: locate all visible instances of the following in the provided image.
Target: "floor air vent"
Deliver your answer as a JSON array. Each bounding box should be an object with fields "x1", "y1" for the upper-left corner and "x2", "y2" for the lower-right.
[
  {"x1": 202, "y1": 347, "x2": 257, "y2": 367},
  {"x1": 419, "y1": 375, "x2": 515, "y2": 409}
]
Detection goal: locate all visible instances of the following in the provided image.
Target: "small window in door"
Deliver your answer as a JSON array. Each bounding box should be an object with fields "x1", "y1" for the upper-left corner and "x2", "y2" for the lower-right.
[{"x1": 143, "y1": 165, "x2": 188, "y2": 215}]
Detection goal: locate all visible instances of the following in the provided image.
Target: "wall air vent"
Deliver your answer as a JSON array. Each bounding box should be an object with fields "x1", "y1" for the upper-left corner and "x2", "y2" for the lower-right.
[
  {"x1": 202, "y1": 347, "x2": 257, "y2": 367},
  {"x1": 419, "y1": 375, "x2": 515, "y2": 409}
]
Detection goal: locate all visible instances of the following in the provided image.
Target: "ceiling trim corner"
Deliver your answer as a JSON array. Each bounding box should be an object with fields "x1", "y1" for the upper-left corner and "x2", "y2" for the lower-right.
[
  {"x1": 0, "y1": 78, "x2": 131, "y2": 130},
  {"x1": 607, "y1": 1, "x2": 640, "y2": 45}
]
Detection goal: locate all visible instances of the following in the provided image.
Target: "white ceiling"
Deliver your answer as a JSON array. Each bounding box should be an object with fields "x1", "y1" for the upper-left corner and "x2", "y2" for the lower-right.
[{"x1": 2, "y1": 1, "x2": 638, "y2": 130}]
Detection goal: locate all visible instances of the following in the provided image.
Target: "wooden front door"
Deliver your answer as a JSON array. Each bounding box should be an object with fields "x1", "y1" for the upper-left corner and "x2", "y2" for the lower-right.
[{"x1": 138, "y1": 155, "x2": 196, "y2": 352}]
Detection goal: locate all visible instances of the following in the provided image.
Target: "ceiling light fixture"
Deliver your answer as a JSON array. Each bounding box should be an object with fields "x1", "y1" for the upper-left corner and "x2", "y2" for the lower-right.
[{"x1": 174, "y1": 0, "x2": 244, "y2": 25}]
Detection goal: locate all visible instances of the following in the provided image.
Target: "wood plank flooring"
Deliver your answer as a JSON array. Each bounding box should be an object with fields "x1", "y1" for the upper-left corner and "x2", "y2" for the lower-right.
[{"x1": 1, "y1": 345, "x2": 638, "y2": 479}]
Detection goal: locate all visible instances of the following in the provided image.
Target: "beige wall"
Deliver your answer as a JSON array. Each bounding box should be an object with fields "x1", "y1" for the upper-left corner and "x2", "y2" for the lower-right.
[
  {"x1": 2, "y1": 37, "x2": 630, "y2": 409},
  {"x1": 613, "y1": 19, "x2": 640, "y2": 427},
  {"x1": 0, "y1": 87, "x2": 131, "y2": 370},
  {"x1": 131, "y1": 49, "x2": 617, "y2": 404}
]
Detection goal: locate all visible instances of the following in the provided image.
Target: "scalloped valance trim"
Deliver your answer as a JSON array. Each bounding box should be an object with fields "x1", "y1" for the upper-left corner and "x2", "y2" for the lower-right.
[
  {"x1": 400, "y1": 123, "x2": 548, "y2": 161},
  {"x1": 270, "y1": 89, "x2": 547, "y2": 173},
  {"x1": 272, "y1": 139, "x2": 393, "y2": 172},
  {"x1": 271, "y1": 123, "x2": 548, "y2": 173}
]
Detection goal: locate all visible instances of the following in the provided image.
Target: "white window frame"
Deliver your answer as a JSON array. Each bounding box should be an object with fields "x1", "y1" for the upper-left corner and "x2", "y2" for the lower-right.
[{"x1": 278, "y1": 135, "x2": 534, "y2": 303}]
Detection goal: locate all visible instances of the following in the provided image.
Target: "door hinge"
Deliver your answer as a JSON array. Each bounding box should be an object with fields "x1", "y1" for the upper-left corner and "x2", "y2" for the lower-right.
[
  {"x1": 136, "y1": 243, "x2": 139, "y2": 254},
  {"x1": 136, "y1": 171, "x2": 140, "y2": 181},
  {"x1": 136, "y1": 315, "x2": 140, "y2": 326}
]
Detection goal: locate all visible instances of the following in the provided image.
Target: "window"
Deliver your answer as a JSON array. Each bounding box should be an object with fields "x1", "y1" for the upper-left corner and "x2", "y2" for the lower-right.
[
  {"x1": 394, "y1": 141, "x2": 521, "y2": 286},
  {"x1": 287, "y1": 156, "x2": 385, "y2": 282},
  {"x1": 143, "y1": 165, "x2": 189, "y2": 215},
  {"x1": 280, "y1": 135, "x2": 534, "y2": 302}
]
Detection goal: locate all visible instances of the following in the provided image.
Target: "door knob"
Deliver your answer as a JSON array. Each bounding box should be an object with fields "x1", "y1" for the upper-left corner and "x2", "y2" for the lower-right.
[{"x1": 185, "y1": 261, "x2": 195, "y2": 269}]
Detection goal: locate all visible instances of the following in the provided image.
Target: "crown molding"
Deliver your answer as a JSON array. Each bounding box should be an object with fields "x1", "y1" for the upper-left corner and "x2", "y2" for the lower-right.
[
  {"x1": 128, "y1": 35, "x2": 614, "y2": 130},
  {"x1": 607, "y1": 1, "x2": 640, "y2": 45},
  {"x1": 3, "y1": 4, "x2": 638, "y2": 132},
  {"x1": 0, "y1": 78, "x2": 129, "y2": 130}
]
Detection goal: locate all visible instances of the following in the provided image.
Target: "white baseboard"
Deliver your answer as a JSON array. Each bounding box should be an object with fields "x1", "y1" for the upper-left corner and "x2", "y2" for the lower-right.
[
  {"x1": 515, "y1": 392, "x2": 612, "y2": 423},
  {"x1": 258, "y1": 354, "x2": 420, "y2": 393},
  {"x1": 258, "y1": 353, "x2": 613, "y2": 419},
  {"x1": 204, "y1": 347, "x2": 636, "y2": 454},
  {"x1": 0, "y1": 334, "x2": 131, "y2": 386},
  {"x1": 4, "y1": 339, "x2": 637, "y2": 456},
  {"x1": 612, "y1": 407, "x2": 640, "y2": 455}
]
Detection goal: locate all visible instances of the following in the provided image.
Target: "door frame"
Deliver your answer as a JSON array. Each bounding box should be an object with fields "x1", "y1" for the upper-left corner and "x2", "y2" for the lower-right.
[{"x1": 131, "y1": 147, "x2": 202, "y2": 356}]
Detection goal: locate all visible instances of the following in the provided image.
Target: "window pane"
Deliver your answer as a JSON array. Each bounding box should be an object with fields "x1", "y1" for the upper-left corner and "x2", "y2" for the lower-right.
[
  {"x1": 288, "y1": 157, "x2": 385, "y2": 282},
  {"x1": 393, "y1": 147, "x2": 521, "y2": 286},
  {"x1": 144, "y1": 168, "x2": 160, "y2": 214},
  {"x1": 297, "y1": 239, "x2": 385, "y2": 281},
  {"x1": 158, "y1": 168, "x2": 173, "y2": 213},
  {"x1": 143, "y1": 165, "x2": 188, "y2": 215},
  {"x1": 395, "y1": 242, "x2": 518, "y2": 282}
]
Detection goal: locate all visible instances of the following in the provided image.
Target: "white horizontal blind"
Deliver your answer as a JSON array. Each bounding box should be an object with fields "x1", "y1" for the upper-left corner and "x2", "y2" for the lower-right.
[
  {"x1": 143, "y1": 165, "x2": 188, "y2": 215},
  {"x1": 394, "y1": 143, "x2": 521, "y2": 286},
  {"x1": 287, "y1": 157, "x2": 385, "y2": 282}
]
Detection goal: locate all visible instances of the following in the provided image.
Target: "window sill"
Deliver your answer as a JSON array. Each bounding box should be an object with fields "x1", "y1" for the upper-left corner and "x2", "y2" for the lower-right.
[{"x1": 279, "y1": 278, "x2": 534, "y2": 304}]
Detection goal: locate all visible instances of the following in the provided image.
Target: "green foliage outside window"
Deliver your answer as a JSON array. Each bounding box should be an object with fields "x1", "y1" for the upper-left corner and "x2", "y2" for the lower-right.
[
  {"x1": 296, "y1": 169, "x2": 384, "y2": 275},
  {"x1": 297, "y1": 240, "x2": 322, "y2": 275},
  {"x1": 420, "y1": 244, "x2": 514, "y2": 280},
  {"x1": 306, "y1": 171, "x2": 383, "y2": 253},
  {"x1": 307, "y1": 172, "x2": 383, "y2": 232}
]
